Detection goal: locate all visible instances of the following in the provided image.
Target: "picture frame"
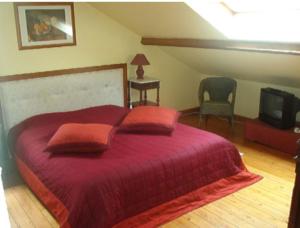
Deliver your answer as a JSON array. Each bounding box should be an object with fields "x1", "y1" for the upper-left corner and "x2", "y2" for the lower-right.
[{"x1": 14, "y1": 2, "x2": 76, "y2": 50}]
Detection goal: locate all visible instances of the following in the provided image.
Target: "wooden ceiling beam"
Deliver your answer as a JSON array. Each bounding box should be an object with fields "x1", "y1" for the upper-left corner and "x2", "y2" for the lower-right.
[{"x1": 141, "y1": 37, "x2": 300, "y2": 55}]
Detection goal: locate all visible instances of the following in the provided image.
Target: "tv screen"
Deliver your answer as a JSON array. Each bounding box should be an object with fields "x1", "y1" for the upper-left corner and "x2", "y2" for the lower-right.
[
  {"x1": 259, "y1": 88, "x2": 296, "y2": 129},
  {"x1": 260, "y1": 92, "x2": 284, "y2": 120}
]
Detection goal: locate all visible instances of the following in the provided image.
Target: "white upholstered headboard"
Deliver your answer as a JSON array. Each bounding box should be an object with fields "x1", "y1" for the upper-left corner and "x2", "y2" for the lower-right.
[{"x1": 0, "y1": 64, "x2": 127, "y2": 134}]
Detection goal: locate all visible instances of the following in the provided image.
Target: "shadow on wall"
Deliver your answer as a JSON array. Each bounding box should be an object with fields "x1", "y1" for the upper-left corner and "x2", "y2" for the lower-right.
[
  {"x1": 297, "y1": 112, "x2": 300, "y2": 123},
  {"x1": 271, "y1": 76, "x2": 300, "y2": 89}
]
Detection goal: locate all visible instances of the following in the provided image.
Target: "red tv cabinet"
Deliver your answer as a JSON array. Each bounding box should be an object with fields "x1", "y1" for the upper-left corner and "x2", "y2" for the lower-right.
[{"x1": 245, "y1": 118, "x2": 299, "y2": 156}]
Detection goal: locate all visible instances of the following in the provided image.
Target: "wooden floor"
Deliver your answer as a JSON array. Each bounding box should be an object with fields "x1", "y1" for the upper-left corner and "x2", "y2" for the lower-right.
[{"x1": 4, "y1": 114, "x2": 296, "y2": 228}]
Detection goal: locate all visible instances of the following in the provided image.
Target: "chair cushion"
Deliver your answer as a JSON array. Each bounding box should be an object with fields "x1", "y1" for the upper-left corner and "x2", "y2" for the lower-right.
[
  {"x1": 46, "y1": 123, "x2": 114, "y2": 153},
  {"x1": 200, "y1": 101, "x2": 233, "y2": 116}
]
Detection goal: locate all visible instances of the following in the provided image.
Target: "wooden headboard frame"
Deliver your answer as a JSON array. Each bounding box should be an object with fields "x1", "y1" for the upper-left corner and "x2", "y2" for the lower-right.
[
  {"x1": 0, "y1": 63, "x2": 128, "y2": 135},
  {"x1": 0, "y1": 63, "x2": 127, "y2": 97}
]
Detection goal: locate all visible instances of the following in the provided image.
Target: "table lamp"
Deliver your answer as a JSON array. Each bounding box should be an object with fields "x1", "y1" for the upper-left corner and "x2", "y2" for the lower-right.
[{"x1": 131, "y1": 54, "x2": 150, "y2": 80}]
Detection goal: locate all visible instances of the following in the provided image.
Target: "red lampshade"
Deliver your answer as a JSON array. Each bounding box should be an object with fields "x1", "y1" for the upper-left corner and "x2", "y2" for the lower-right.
[{"x1": 131, "y1": 54, "x2": 150, "y2": 65}]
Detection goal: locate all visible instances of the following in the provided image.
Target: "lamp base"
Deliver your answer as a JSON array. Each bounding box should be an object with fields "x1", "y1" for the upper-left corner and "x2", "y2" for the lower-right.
[{"x1": 136, "y1": 65, "x2": 144, "y2": 80}]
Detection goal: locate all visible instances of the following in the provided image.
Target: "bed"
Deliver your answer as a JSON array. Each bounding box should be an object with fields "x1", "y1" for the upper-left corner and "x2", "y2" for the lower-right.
[{"x1": 0, "y1": 64, "x2": 260, "y2": 228}]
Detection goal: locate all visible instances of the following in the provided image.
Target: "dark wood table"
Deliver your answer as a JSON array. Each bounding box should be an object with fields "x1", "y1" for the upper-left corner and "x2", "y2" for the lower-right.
[
  {"x1": 128, "y1": 77, "x2": 160, "y2": 108},
  {"x1": 288, "y1": 139, "x2": 300, "y2": 228}
]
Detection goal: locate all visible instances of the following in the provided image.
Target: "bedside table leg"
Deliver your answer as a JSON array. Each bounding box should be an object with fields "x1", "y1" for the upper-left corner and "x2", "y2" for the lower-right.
[
  {"x1": 144, "y1": 90, "x2": 147, "y2": 105},
  {"x1": 157, "y1": 87, "x2": 160, "y2": 106},
  {"x1": 139, "y1": 90, "x2": 143, "y2": 105}
]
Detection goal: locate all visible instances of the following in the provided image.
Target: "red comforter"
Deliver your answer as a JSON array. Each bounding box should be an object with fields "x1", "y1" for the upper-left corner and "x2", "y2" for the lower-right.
[{"x1": 10, "y1": 105, "x2": 246, "y2": 228}]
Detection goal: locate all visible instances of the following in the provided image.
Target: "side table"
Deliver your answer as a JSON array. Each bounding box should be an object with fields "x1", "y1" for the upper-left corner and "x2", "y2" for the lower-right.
[{"x1": 128, "y1": 77, "x2": 160, "y2": 107}]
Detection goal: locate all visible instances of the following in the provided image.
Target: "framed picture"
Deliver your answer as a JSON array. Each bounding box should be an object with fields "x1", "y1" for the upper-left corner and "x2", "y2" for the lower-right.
[{"x1": 14, "y1": 2, "x2": 76, "y2": 50}]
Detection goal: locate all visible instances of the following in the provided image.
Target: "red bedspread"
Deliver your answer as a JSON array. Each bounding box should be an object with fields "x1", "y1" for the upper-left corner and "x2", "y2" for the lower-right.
[{"x1": 10, "y1": 105, "x2": 249, "y2": 228}]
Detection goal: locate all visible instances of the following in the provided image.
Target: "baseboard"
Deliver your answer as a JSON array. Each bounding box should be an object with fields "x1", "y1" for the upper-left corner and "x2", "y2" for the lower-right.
[
  {"x1": 180, "y1": 107, "x2": 199, "y2": 115},
  {"x1": 235, "y1": 114, "x2": 252, "y2": 122},
  {"x1": 180, "y1": 106, "x2": 252, "y2": 122}
]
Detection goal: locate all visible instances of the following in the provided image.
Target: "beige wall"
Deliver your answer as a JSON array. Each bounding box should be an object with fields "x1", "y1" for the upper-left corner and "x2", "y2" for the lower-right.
[
  {"x1": 200, "y1": 73, "x2": 300, "y2": 120},
  {"x1": 0, "y1": 3, "x2": 200, "y2": 110},
  {"x1": 162, "y1": 47, "x2": 300, "y2": 88},
  {"x1": 2, "y1": 2, "x2": 298, "y2": 119},
  {"x1": 94, "y1": 2, "x2": 300, "y2": 89},
  {"x1": 94, "y1": 2, "x2": 300, "y2": 120},
  {"x1": 235, "y1": 79, "x2": 300, "y2": 120}
]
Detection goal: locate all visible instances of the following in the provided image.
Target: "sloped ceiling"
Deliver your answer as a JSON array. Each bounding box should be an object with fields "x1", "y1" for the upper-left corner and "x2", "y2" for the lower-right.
[{"x1": 92, "y1": 2, "x2": 300, "y2": 88}]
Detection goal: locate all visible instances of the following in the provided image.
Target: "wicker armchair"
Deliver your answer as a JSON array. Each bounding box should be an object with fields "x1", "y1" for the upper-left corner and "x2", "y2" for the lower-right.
[{"x1": 198, "y1": 77, "x2": 237, "y2": 126}]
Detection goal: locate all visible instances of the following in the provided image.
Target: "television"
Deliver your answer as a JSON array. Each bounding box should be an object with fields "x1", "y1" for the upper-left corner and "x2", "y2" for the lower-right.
[{"x1": 259, "y1": 88, "x2": 296, "y2": 129}]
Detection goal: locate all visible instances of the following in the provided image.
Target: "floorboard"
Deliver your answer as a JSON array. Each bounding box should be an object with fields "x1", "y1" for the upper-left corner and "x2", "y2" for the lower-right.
[{"x1": 4, "y1": 114, "x2": 295, "y2": 227}]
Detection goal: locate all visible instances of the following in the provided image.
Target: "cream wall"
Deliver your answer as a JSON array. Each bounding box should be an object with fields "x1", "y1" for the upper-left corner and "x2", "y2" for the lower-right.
[
  {"x1": 200, "y1": 73, "x2": 300, "y2": 120},
  {"x1": 0, "y1": 2, "x2": 200, "y2": 110},
  {"x1": 235, "y1": 79, "x2": 300, "y2": 120},
  {"x1": 161, "y1": 47, "x2": 300, "y2": 88},
  {"x1": 95, "y1": 2, "x2": 300, "y2": 89},
  {"x1": 2, "y1": 2, "x2": 298, "y2": 120}
]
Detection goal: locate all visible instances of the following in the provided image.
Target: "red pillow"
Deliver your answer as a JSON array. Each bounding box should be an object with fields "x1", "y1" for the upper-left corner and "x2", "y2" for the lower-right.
[
  {"x1": 119, "y1": 106, "x2": 180, "y2": 134},
  {"x1": 46, "y1": 123, "x2": 114, "y2": 153}
]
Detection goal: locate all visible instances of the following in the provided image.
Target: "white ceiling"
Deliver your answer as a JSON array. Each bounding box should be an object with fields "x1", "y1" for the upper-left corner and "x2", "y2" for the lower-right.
[{"x1": 92, "y1": 2, "x2": 300, "y2": 88}]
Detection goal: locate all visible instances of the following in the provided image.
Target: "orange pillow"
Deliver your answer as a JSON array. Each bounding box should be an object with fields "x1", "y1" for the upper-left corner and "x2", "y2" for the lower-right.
[
  {"x1": 119, "y1": 106, "x2": 180, "y2": 134},
  {"x1": 46, "y1": 123, "x2": 114, "y2": 153}
]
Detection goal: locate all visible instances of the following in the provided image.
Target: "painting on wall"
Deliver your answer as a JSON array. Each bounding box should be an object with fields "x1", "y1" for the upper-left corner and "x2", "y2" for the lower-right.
[{"x1": 14, "y1": 3, "x2": 76, "y2": 50}]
